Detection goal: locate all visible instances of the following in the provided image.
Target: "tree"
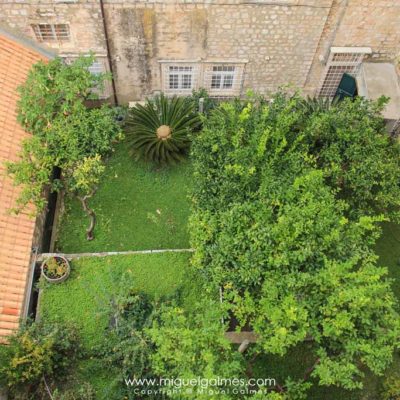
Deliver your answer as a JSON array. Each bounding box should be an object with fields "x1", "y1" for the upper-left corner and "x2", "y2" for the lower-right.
[
  {"x1": 6, "y1": 54, "x2": 122, "y2": 239},
  {"x1": 190, "y1": 94, "x2": 400, "y2": 393},
  {"x1": 99, "y1": 280, "x2": 158, "y2": 399},
  {"x1": 147, "y1": 299, "x2": 244, "y2": 399},
  {"x1": 0, "y1": 322, "x2": 80, "y2": 398},
  {"x1": 65, "y1": 155, "x2": 105, "y2": 240},
  {"x1": 299, "y1": 96, "x2": 400, "y2": 221},
  {"x1": 125, "y1": 93, "x2": 200, "y2": 165}
]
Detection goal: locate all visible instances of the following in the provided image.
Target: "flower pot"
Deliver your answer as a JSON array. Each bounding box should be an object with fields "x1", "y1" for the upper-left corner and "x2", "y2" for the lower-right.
[{"x1": 41, "y1": 255, "x2": 70, "y2": 284}]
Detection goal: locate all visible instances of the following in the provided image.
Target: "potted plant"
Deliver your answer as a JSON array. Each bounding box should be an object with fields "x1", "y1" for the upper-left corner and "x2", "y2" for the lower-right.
[{"x1": 41, "y1": 255, "x2": 70, "y2": 283}]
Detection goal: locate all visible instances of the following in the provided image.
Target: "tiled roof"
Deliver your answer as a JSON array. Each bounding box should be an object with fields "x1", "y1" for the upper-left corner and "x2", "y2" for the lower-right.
[{"x1": 0, "y1": 33, "x2": 49, "y2": 340}]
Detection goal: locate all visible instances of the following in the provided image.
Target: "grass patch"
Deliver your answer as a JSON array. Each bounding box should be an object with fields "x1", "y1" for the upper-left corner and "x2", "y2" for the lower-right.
[
  {"x1": 39, "y1": 252, "x2": 200, "y2": 399},
  {"x1": 376, "y1": 222, "x2": 400, "y2": 298},
  {"x1": 39, "y1": 252, "x2": 196, "y2": 350},
  {"x1": 57, "y1": 143, "x2": 193, "y2": 253}
]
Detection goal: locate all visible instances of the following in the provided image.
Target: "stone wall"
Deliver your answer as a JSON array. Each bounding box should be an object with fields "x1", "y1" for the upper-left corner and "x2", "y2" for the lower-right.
[
  {"x1": 104, "y1": 1, "x2": 332, "y2": 102},
  {"x1": 305, "y1": 0, "x2": 400, "y2": 94},
  {"x1": 0, "y1": 0, "x2": 399, "y2": 102}
]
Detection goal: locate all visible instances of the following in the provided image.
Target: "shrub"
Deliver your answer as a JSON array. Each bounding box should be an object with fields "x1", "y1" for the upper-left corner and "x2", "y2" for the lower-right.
[
  {"x1": 99, "y1": 284, "x2": 159, "y2": 398},
  {"x1": 53, "y1": 383, "x2": 96, "y2": 400},
  {"x1": 7, "y1": 54, "x2": 122, "y2": 240},
  {"x1": 125, "y1": 93, "x2": 201, "y2": 164},
  {"x1": 0, "y1": 322, "x2": 81, "y2": 397},
  {"x1": 147, "y1": 299, "x2": 244, "y2": 399},
  {"x1": 189, "y1": 93, "x2": 400, "y2": 393},
  {"x1": 187, "y1": 88, "x2": 218, "y2": 116}
]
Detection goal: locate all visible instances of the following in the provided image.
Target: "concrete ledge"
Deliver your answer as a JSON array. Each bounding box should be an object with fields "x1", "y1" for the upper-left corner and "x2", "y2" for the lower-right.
[{"x1": 37, "y1": 248, "x2": 194, "y2": 262}]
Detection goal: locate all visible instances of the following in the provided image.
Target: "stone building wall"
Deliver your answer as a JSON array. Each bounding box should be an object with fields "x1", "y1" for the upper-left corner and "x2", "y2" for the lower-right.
[
  {"x1": 103, "y1": 0, "x2": 332, "y2": 102},
  {"x1": 0, "y1": 0, "x2": 399, "y2": 103},
  {"x1": 0, "y1": 0, "x2": 106, "y2": 55},
  {"x1": 305, "y1": 0, "x2": 400, "y2": 94}
]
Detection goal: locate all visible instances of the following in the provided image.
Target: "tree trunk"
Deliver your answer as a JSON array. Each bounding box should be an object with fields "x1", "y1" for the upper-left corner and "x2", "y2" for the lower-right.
[{"x1": 78, "y1": 195, "x2": 96, "y2": 241}]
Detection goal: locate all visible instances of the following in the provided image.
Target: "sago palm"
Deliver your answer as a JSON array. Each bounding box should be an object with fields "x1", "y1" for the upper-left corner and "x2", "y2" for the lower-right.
[{"x1": 125, "y1": 94, "x2": 201, "y2": 164}]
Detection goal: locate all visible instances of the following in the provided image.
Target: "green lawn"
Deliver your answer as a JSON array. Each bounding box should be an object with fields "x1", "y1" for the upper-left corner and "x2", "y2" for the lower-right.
[
  {"x1": 39, "y1": 252, "x2": 200, "y2": 399},
  {"x1": 376, "y1": 222, "x2": 400, "y2": 298},
  {"x1": 39, "y1": 252, "x2": 197, "y2": 350},
  {"x1": 56, "y1": 143, "x2": 193, "y2": 253}
]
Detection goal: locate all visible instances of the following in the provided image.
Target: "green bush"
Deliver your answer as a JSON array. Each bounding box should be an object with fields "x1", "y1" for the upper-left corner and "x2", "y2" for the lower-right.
[
  {"x1": 7, "y1": 54, "x2": 122, "y2": 240},
  {"x1": 0, "y1": 322, "x2": 81, "y2": 397},
  {"x1": 125, "y1": 93, "x2": 201, "y2": 164},
  {"x1": 187, "y1": 88, "x2": 218, "y2": 116},
  {"x1": 98, "y1": 282, "x2": 159, "y2": 399},
  {"x1": 189, "y1": 93, "x2": 400, "y2": 392}
]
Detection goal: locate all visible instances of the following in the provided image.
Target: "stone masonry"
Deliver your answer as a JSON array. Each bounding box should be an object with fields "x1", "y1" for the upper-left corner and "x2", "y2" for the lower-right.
[{"x1": 0, "y1": 0, "x2": 399, "y2": 103}]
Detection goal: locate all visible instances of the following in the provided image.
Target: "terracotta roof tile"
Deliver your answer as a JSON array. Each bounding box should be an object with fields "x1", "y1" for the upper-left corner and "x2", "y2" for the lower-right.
[{"x1": 0, "y1": 33, "x2": 48, "y2": 339}]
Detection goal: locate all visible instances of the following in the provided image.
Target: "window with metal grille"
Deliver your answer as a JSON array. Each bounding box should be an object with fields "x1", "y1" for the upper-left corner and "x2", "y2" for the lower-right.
[
  {"x1": 161, "y1": 63, "x2": 199, "y2": 94},
  {"x1": 32, "y1": 24, "x2": 70, "y2": 42},
  {"x1": 88, "y1": 61, "x2": 104, "y2": 76},
  {"x1": 210, "y1": 66, "x2": 235, "y2": 89},
  {"x1": 204, "y1": 64, "x2": 244, "y2": 96},
  {"x1": 318, "y1": 47, "x2": 371, "y2": 97},
  {"x1": 167, "y1": 66, "x2": 194, "y2": 90}
]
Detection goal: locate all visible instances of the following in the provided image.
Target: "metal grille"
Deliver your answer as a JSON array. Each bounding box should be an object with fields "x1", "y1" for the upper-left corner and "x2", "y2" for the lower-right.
[
  {"x1": 162, "y1": 63, "x2": 200, "y2": 95},
  {"x1": 319, "y1": 50, "x2": 365, "y2": 97},
  {"x1": 32, "y1": 24, "x2": 70, "y2": 42},
  {"x1": 204, "y1": 64, "x2": 244, "y2": 97}
]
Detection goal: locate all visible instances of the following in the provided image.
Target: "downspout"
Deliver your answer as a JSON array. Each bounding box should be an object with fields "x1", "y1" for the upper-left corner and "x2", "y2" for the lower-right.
[{"x1": 99, "y1": 0, "x2": 118, "y2": 106}]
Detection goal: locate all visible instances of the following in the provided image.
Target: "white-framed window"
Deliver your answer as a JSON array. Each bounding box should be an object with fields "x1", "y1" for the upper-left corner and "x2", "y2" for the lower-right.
[
  {"x1": 168, "y1": 66, "x2": 194, "y2": 90},
  {"x1": 210, "y1": 66, "x2": 235, "y2": 89},
  {"x1": 160, "y1": 61, "x2": 246, "y2": 97},
  {"x1": 204, "y1": 63, "x2": 244, "y2": 97},
  {"x1": 32, "y1": 24, "x2": 70, "y2": 42},
  {"x1": 318, "y1": 47, "x2": 371, "y2": 97},
  {"x1": 161, "y1": 63, "x2": 199, "y2": 94}
]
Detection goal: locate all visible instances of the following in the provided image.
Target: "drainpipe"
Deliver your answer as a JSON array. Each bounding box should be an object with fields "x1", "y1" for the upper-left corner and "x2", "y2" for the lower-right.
[{"x1": 99, "y1": 0, "x2": 118, "y2": 106}]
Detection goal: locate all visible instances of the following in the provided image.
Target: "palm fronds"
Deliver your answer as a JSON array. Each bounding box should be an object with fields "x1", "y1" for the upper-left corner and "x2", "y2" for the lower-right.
[
  {"x1": 299, "y1": 95, "x2": 339, "y2": 115},
  {"x1": 125, "y1": 94, "x2": 201, "y2": 164}
]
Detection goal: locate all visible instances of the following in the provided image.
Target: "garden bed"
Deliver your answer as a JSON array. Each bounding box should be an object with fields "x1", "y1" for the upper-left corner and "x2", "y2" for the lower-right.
[
  {"x1": 39, "y1": 252, "x2": 200, "y2": 397},
  {"x1": 56, "y1": 143, "x2": 193, "y2": 253}
]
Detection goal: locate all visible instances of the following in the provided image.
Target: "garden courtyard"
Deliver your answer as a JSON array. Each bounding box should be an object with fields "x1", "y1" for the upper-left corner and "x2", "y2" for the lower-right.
[
  {"x1": 3, "y1": 56, "x2": 400, "y2": 400},
  {"x1": 39, "y1": 143, "x2": 400, "y2": 400}
]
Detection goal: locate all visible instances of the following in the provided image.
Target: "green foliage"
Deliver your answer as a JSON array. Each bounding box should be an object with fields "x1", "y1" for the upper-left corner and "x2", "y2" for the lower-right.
[
  {"x1": 57, "y1": 144, "x2": 193, "y2": 252},
  {"x1": 147, "y1": 299, "x2": 244, "y2": 399},
  {"x1": 190, "y1": 92, "x2": 400, "y2": 393},
  {"x1": 125, "y1": 93, "x2": 201, "y2": 164},
  {"x1": 0, "y1": 322, "x2": 80, "y2": 396},
  {"x1": 99, "y1": 282, "x2": 158, "y2": 399},
  {"x1": 300, "y1": 96, "x2": 400, "y2": 220},
  {"x1": 7, "y1": 55, "x2": 121, "y2": 235},
  {"x1": 17, "y1": 55, "x2": 106, "y2": 135},
  {"x1": 53, "y1": 383, "x2": 96, "y2": 400},
  {"x1": 39, "y1": 253, "x2": 201, "y2": 399},
  {"x1": 187, "y1": 88, "x2": 218, "y2": 116},
  {"x1": 298, "y1": 95, "x2": 339, "y2": 115},
  {"x1": 66, "y1": 155, "x2": 105, "y2": 198}
]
